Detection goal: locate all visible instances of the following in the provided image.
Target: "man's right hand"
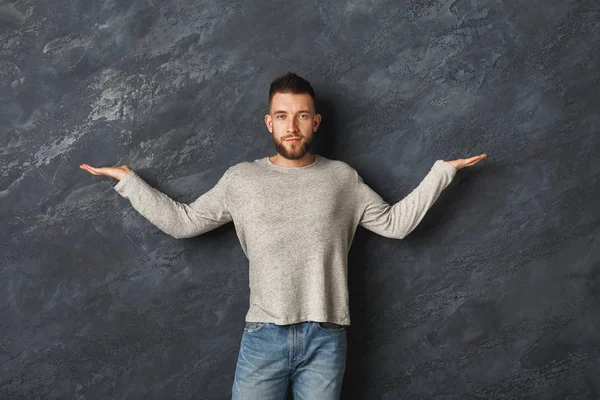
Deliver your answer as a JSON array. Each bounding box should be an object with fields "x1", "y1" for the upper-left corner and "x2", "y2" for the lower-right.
[{"x1": 79, "y1": 163, "x2": 132, "y2": 181}]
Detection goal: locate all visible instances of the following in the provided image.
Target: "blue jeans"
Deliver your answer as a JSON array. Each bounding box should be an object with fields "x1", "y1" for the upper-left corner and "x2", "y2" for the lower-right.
[{"x1": 231, "y1": 321, "x2": 347, "y2": 400}]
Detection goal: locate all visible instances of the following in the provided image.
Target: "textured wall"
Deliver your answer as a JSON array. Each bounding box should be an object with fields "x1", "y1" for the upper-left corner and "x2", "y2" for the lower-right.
[{"x1": 2, "y1": 0, "x2": 599, "y2": 398}]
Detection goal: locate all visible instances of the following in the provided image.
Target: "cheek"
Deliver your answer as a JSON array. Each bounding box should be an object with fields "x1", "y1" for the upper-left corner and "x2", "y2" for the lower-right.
[
  {"x1": 272, "y1": 127, "x2": 286, "y2": 140},
  {"x1": 301, "y1": 122, "x2": 314, "y2": 133}
]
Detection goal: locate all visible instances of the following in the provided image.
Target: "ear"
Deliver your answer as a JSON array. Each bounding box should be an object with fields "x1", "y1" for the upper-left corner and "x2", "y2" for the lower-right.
[
  {"x1": 264, "y1": 114, "x2": 273, "y2": 133},
  {"x1": 313, "y1": 113, "x2": 322, "y2": 132}
]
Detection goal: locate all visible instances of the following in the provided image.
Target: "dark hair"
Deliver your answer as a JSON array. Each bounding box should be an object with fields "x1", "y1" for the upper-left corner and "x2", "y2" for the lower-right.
[{"x1": 268, "y1": 71, "x2": 317, "y2": 113}]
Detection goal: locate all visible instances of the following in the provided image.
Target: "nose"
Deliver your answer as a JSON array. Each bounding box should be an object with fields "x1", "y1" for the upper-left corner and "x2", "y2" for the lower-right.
[{"x1": 287, "y1": 117, "x2": 299, "y2": 132}]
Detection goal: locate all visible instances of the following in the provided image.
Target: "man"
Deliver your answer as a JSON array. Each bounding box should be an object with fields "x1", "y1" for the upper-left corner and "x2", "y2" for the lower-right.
[{"x1": 80, "y1": 71, "x2": 486, "y2": 399}]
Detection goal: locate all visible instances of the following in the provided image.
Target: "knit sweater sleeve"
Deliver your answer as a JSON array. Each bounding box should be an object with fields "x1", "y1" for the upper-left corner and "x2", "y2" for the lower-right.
[
  {"x1": 355, "y1": 160, "x2": 457, "y2": 239},
  {"x1": 112, "y1": 168, "x2": 232, "y2": 239}
]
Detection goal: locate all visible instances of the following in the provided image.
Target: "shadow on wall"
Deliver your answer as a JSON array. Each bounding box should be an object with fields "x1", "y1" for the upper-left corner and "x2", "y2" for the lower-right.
[{"x1": 310, "y1": 95, "x2": 339, "y2": 159}]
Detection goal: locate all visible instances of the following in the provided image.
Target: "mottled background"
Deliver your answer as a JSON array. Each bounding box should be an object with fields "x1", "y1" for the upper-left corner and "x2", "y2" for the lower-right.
[{"x1": 1, "y1": 0, "x2": 599, "y2": 399}]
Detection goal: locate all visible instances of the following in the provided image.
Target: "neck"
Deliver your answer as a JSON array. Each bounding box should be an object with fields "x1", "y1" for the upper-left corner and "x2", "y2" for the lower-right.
[{"x1": 269, "y1": 153, "x2": 315, "y2": 168}]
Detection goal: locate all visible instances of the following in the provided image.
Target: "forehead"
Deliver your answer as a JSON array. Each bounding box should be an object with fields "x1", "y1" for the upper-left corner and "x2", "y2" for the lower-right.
[{"x1": 270, "y1": 92, "x2": 314, "y2": 113}]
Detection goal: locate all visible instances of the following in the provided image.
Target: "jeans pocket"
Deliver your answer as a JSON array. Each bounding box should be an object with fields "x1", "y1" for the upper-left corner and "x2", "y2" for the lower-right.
[
  {"x1": 243, "y1": 321, "x2": 268, "y2": 333},
  {"x1": 315, "y1": 322, "x2": 346, "y2": 333}
]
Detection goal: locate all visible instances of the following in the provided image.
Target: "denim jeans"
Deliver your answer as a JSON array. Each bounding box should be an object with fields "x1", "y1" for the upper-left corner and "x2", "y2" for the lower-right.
[{"x1": 231, "y1": 321, "x2": 347, "y2": 400}]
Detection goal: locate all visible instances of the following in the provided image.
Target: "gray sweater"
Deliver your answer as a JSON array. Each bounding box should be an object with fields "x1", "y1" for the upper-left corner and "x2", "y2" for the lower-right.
[{"x1": 113, "y1": 154, "x2": 457, "y2": 326}]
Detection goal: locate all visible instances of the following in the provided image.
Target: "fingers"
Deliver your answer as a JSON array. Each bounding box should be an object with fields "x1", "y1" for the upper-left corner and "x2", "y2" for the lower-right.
[
  {"x1": 467, "y1": 154, "x2": 486, "y2": 163},
  {"x1": 444, "y1": 154, "x2": 487, "y2": 170},
  {"x1": 473, "y1": 153, "x2": 487, "y2": 164},
  {"x1": 79, "y1": 164, "x2": 102, "y2": 176},
  {"x1": 463, "y1": 154, "x2": 487, "y2": 167}
]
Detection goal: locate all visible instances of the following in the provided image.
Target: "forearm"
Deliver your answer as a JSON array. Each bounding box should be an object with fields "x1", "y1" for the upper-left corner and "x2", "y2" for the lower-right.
[
  {"x1": 388, "y1": 160, "x2": 456, "y2": 238},
  {"x1": 358, "y1": 160, "x2": 457, "y2": 239},
  {"x1": 113, "y1": 170, "x2": 228, "y2": 239}
]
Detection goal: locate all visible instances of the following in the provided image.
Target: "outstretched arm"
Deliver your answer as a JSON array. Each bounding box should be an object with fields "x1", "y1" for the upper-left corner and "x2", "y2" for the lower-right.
[
  {"x1": 356, "y1": 154, "x2": 486, "y2": 239},
  {"x1": 80, "y1": 163, "x2": 232, "y2": 239}
]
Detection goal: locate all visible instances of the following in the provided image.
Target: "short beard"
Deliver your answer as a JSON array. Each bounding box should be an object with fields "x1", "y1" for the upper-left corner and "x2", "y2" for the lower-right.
[{"x1": 272, "y1": 135, "x2": 312, "y2": 160}]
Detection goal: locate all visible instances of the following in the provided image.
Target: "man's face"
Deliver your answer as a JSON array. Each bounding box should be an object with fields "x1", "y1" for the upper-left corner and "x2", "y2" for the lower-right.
[{"x1": 264, "y1": 92, "x2": 322, "y2": 160}]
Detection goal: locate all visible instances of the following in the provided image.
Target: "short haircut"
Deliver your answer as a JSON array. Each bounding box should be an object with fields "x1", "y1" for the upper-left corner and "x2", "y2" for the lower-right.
[{"x1": 268, "y1": 71, "x2": 317, "y2": 113}]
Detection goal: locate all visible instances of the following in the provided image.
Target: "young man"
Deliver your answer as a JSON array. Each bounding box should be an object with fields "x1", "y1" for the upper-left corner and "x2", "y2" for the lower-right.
[{"x1": 80, "y1": 72, "x2": 486, "y2": 399}]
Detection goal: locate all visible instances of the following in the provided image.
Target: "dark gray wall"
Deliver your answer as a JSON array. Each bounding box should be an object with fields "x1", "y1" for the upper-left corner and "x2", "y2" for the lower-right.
[{"x1": 1, "y1": 0, "x2": 599, "y2": 398}]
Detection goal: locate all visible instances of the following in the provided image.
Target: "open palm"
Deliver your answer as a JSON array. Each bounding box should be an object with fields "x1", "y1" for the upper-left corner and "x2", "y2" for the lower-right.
[
  {"x1": 79, "y1": 163, "x2": 132, "y2": 181},
  {"x1": 445, "y1": 153, "x2": 487, "y2": 170}
]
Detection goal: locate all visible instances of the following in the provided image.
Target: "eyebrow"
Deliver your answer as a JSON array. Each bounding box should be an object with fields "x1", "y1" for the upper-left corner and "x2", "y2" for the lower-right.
[{"x1": 273, "y1": 109, "x2": 311, "y2": 115}]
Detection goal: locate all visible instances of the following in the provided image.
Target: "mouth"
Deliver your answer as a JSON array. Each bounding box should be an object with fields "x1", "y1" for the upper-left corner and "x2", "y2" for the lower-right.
[{"x1": 286, "y1": 138, "x2": 301, "y2": 142}]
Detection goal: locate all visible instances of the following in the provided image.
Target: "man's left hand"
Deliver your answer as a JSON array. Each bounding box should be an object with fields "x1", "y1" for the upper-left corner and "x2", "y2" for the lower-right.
[{"x1": 444, "y1": 153, "x2": 487, "y2": 170}]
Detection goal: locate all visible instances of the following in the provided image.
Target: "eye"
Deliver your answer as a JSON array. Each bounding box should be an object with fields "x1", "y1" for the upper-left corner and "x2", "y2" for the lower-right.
[{"x1": 276, "y1": 115, "x2": 285, "y2": 119}]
